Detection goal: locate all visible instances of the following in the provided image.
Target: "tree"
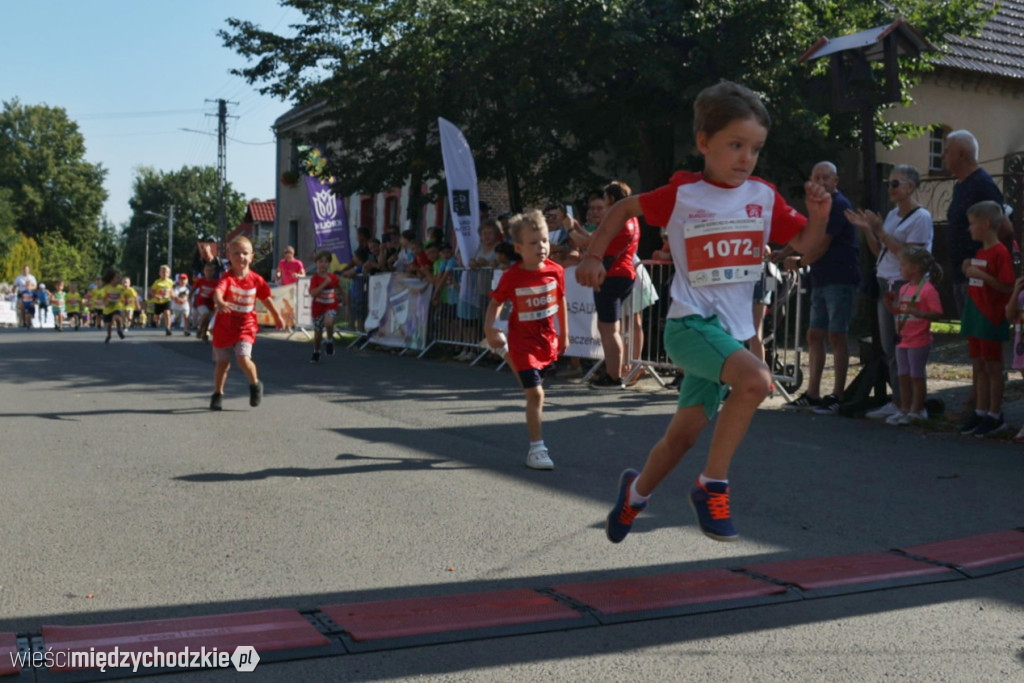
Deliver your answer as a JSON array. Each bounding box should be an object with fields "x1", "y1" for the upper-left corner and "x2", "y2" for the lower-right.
[
  {"x1": 0, "y1": 100, "x2": 107, "y2": 249},
  {"x1": 221, "y1": 0, "x2": 988, "y2": 209},
  {"x1": 122, "y1": 166, "x2": 247, "y2": 284},
  {"x1": 2, "y1": 234, "x2": 41, "y2": 283}
]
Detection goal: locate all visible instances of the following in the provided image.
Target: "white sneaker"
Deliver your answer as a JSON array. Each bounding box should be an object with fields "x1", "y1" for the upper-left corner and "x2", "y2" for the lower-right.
[
  {"x1": 526, "y1": 446, "x2": 554, "y2": 470},
  {"x1": 1013, "y1": 425, "x2": 1024, "y2": 443},
  {"x1": 905, "y1": 409, "x2": 928, "y2": 422},
  {"x1": 885, "y1": 411, "x2": 907, "y2": 425},
  {"x1": 866, "y1": 402, "x2": 901, "y2": 419}
]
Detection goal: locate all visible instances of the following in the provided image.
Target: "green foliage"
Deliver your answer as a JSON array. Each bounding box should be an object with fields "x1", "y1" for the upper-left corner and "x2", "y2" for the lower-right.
[
  {"x1": 122, "y1": 166, "x2": 248, "y2": 283},
  {"x1": 221, "y1": 0, "x2": 990, "y2": 207},
  {"x1": 37, "y1": 232, "x2": 94, "y2": 285},
  {"x1": 2, "y1": 234, "x2": 41, "y2": 283},
  {"x1": 0, "y1": 99, "x2": 107, "y2": 249},
  {"x1": 0, "y1": 187, "x2": 17, "y2": 260}
]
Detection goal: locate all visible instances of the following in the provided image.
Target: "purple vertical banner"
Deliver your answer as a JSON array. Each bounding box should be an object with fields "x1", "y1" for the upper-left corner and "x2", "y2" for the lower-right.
[{"x1": 302, "y1": 151, "x2": 352, "y2": 264}]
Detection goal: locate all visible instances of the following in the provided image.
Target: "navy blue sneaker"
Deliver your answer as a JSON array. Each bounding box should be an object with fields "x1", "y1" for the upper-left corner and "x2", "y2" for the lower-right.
[
  {"x1": 689, "y1": 480, "x2": 738, "y2": 542},
  {"x1": 606, "y1": 469, "x2": 647, "y2": 543}
]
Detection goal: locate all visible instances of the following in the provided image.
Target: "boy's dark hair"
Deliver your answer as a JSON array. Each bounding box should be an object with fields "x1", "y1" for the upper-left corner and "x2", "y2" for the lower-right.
[
  {"x1": 102, "y1": 267, "x2": 121, "y2": 285},
  {"x1": 401, "y1": 228, "x2": 418, "y2": 242},
  {"x1": 966, "y1": 200, "x2": 1004, "y2": 229},
  {"x1": 354, "y1": 246, "x2": 371, "y2": 263},
  {"x1": 356, "y1": 226, "x2": 372, "y2": 240},
  {"x1": 693, "y1": 80, "x2": 771, "y2": 138},
  {"x1": 603, "y1": 181, "x2": 632, "y2": 204},
  {"x1": 313, "y1": 249, "x2": 333, "y2": 263}
]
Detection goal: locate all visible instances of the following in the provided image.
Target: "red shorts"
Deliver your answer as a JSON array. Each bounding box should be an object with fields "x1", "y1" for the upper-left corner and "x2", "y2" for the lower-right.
[{"x1": 968, "y1": 337, "x2": 1003, "y2": 361}]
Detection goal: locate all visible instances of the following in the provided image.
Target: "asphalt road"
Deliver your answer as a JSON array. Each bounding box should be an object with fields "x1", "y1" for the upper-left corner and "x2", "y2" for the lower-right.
[{"x1": 1, "y1": 325, "x2": 1022, "y2": 682}]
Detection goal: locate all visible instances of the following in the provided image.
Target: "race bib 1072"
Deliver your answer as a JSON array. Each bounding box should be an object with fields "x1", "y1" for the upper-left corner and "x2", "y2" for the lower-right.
[{"x1": 683, "y1": 217, "x2": 764, "y2": 287}]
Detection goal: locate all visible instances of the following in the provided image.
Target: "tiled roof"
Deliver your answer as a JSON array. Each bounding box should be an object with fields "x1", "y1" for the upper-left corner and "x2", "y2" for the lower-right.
[
  {"x1": 935, "y1": 0, "x2": 1024, "y2": 81},
  {"x1": 247, "y1": 200, "x2": 276, "y2": 223}
]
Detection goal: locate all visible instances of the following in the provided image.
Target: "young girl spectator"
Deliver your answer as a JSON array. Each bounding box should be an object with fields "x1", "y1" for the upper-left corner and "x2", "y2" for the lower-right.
[
  {"x1": 882, "y1": 247, "x2": 944, "y2": 425},
  {"x1": 577, "y1": 80, "x2": 830, "y2": 543}
]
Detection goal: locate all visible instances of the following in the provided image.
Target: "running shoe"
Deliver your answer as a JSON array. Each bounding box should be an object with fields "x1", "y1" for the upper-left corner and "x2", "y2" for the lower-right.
[
  {"x1": 590, "y1": 375, "x2": 625, "y2": 391},
  {"x1": 958, "y1": 412, "x2": 984, "y2": 435},
  {"x1": 885, "y1": 410, "x2": 907, "y2": 425},
  {"x1": 811, "y1": 395, "x2": 840, "y2": 415},
  {"x1": 209, "y1": 393, "x2": 223, "y2": 411},
  {"x1": 689, "y1": 480, "x2": 738, "y2": 542},
  {"x1": 117, "y1": 327, "x2": 125, "y2": 339},
  {"x1": 310, "y1": 351, "x2": 321, "y2": 364},
  {"x1": 325, "y1": 339, "x2": 334, "y2": 356},
  {"x1": 249, "y1": 380, "x2": 263, "y2": 407},
  {"x1": 865, "y1": 401, "x2": 901, "y2": 419},
  {"x1": 973, "y1": 414, "x2": 1009, "y2": 438},
  {"x1": 606, "y1": 469, "x2": 646, "y2": 543},
  {"x1": 525, "y1": 445, "x2": 554, "y2": 470},
  {"x1": 782, "y1": 392, "x2": 820, "y2": 411}
]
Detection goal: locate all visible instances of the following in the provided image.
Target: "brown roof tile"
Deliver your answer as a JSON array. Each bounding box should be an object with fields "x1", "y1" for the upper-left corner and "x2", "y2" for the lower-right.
[{"x1": 935, "y1": 0, "x2": 1024, "y2": 81}]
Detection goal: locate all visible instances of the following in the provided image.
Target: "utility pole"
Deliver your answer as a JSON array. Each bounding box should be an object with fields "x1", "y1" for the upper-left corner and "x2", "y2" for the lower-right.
[{"x1": 207, "y1": 98, "x2": 237, "y2": 249}]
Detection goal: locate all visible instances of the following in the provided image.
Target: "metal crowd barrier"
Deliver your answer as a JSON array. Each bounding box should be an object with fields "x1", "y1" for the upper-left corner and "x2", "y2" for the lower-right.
[
  {"x1": 621, "y1": 260, "x2": 680, "y2": 387},
  {"x1": 417, "y1": 266, "x2": 493, "y2": 364}
]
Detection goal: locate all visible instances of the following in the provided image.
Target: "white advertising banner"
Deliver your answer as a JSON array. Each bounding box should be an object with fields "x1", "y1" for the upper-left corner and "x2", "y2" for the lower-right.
[{"x1": 438, "y1": 117, "x2": 480, "y2": 262}]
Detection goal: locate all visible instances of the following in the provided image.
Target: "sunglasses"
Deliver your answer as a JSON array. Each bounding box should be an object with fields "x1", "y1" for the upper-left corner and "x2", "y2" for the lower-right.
[{"x1": 888, "y1": 179, "x2": 907, "y2": 189}]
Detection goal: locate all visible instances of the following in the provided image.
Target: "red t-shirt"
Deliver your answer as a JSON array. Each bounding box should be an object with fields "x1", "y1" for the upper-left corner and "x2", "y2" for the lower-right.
[
  {"x1": 489, "y1": 261, "x2": 565, "y2": 371},
  {"x1": 603, "y1": 217, "x2": 640, "y2": 279},
  {"x1": 193, "y1": 276, "x2": 219, "y2": 308},
  {"x1": 967, "y1": 242, "x2": 1014, "y2": 326},
  {"x1": 212, "y1": 270, "x2": 272, "y2": 347},
  {"x1": 277, "y1": 258, "x2": 305, "y2": 285},
  {"x1": 310, "y1": 272, "x2": 340, "y2": 317}
]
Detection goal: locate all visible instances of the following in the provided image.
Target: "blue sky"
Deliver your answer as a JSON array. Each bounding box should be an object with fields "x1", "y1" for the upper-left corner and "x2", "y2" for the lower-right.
[{"x1": 1, "y1": 0, "x2": 304, "y2": 230}]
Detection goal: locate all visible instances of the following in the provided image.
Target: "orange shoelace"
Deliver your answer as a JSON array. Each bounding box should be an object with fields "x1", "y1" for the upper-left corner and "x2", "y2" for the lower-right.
[
  {"x1": 705, "y1": 489, "x2": 731, "y2": 520},
  {"x1": 618, "y1": 503, "x2": 643, "y2": 525}
]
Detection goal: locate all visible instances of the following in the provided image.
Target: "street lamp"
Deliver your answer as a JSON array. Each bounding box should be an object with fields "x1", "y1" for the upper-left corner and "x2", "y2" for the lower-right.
[
  {"x1": 143, "y1": 224, "x2": 159, "y2": 290},
  {"x1": 144, "y1": 207, "x2": 175, "y2": 272}
]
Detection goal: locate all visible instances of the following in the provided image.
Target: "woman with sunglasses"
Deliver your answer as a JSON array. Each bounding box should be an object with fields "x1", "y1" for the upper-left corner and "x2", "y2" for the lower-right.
[{"x1": 845, "y1": 165, "x2": 934, "y2": 419}]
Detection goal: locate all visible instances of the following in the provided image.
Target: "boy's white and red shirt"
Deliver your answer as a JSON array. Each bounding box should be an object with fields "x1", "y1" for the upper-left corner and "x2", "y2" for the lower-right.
[
  {"x1": 309, "y1": 272, "x2": 340, "y2": 316},
  {"x1": 489, "y1": 260, "x2": 565, "y2": 371},
  {"x1": 212, "y1": 269, "x2": 271, "y2": 347},
  {"x1": 639, "y1": 170, "x2": 806, "y2": 340}
]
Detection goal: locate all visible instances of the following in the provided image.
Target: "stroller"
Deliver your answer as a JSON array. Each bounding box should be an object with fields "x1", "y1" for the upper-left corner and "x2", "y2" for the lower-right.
[{"x1": 760, "y1": 260, "x2": 804, "y2": 398}]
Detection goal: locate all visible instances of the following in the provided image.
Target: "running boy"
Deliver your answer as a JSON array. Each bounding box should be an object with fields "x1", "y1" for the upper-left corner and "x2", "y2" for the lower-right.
[
  {"x1": 484, "y1": 210, "x2": 568, "y2": 470},
  {"x1": 192, "y1": 262, "x2": 219, "y2": 341},
  {"x1": 121, "y1": 277, "x2": 140, "y2": 329},
  {"x1": 958, "y1": 200, "x2": 1014, "y2": 437},
  {"x1": 308, "y1": 249, "x2": 341, "y2": 363},
  {"x1": 51, "y1": 281, "x2": 67, "y2": 331},
  {"x1": 576, "y1": 80, "x2": 831, "y2": 542},
  {"x1": 98, "y1": 268, "x2": 127, "y2": 343},
  {"x1": 150, "y1": 265, "x2": 175, "y2": 336},
  {"x1": 210, "y1": 236, "x2": 284, "y2": 410},
  {"x1": 65, "y1": 282, "x2": 83, "y2": 330}
]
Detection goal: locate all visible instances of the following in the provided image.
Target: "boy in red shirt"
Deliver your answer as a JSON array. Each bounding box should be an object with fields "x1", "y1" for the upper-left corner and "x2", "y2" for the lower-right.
[
  {"x1": 308, "y1": 249, "x2": 341, "y2": 363},
  {"x1": 959, "y1": 200, "x2": 1015, "y2": 437},
  {"x1": 484, "y1": 210, "x2": 568, "y2": 470},
  {"x1": 192, "y1": 262, "x2": 219, "y2": 342},
  {"x1": 210, "y1": 237, "x2": 284, "y2": 410}
]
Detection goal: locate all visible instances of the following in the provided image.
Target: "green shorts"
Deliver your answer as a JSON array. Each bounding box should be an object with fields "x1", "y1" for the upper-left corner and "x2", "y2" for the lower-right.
[{"x1": 664, "y1": 315, "x2": 745, "y2": 419}]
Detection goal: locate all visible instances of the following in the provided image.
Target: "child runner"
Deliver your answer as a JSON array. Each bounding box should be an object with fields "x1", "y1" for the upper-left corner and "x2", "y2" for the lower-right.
[
  {"x1": 65, "y1": 282, "x2": 82, "y2": 331},
  {"x1": 171, "y1": 273, "x2": 193, "y2": 336},
  {"x1": 98, "y1": 268, "x2": 127, "y2": 343},
  {"x1": 576, "y1": 80, "x2": 831, "y2": 542},
  {"x1": 51, "y1": 281, "x2": 67, "y2": 332},
  {"x1": 308, "y1": 249, "x2": 341, "y2": 363},
  {"x1": 35, "y1": 284, "x2": 50, "y2": 326},
  {"x1": 958, "y1": 200, "x2": 1014, "y2": 437},
  {"x1": 150, "y1": 265, "x2": 175, "y2": 336},
  {"x1": 881, "y1": 247, "x2": 943, "y2": 425},
  {"x1": 192, "y1": 262, "x2": 219, "y2": 342},
  {"x1": 18, "y1": 285, "x2": 35, "y2": 329},
  {"x1": 121, "y1": 277, "x2": 140, "y2": 329},
  {"x1": 210, "y1": 237, "x2": 285, "y2": 410},
  {"x1": 89, "y1": 278, "x2": 104, "y2": 328},
  {"x1": 484, "y1": 210, "x2": 568, "y2": 470}
]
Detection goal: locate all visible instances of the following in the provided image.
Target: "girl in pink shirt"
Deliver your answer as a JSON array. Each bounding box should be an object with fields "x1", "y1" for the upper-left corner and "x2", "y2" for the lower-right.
[{"x1": 883, "y1": 247, "x2": 943, "y2": 425}]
